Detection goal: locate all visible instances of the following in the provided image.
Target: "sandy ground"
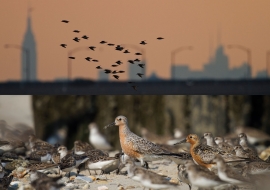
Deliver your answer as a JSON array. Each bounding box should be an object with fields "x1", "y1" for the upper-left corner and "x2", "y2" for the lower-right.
[
  {"x1": 74, "y1": 159, "x2": 190, "y2": 190},
  {"x1": 9, "y1": 159, "x2": 191, "y2": 190}
]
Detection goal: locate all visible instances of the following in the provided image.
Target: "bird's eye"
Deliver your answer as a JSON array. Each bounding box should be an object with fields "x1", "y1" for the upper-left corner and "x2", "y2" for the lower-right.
[
  {"x1": 189, "y1": 136, "x2": 192, "y2": 138},
  {"x1": 119, "y1": 118, "x2": 122, "y2": 121}
]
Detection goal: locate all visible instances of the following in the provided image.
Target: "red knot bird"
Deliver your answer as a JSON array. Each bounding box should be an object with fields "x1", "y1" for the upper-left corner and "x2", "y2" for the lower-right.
[
  {"x1": 175, "y1": 134, "x2": 248, "y2": 170},
  {"x1": 104, "y1": 115, "x2": 192, "y2": 167},
  {"x1": 89, "y1": 123, "x2": 112, "y2": 151}
]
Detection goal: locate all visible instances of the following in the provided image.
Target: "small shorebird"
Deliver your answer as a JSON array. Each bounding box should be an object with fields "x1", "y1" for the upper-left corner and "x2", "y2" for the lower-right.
[
  {"x1": 177, "y1": 164, "x2": 191, "y2": 190},
  {"x1": 57, "y1": 146, "x2": 76, "y2": 177},
  {"x1": 175, "y1": 134, "x2": 247, "y2": 170},
  {"x1": 242, "y1": 161, "x2": 270, "y2": 175},
  {"x1": 0, "y1": 140, "x2": 25, "y2": 154},
  {"x1": 213, "y1": 155, "x2": 250, "y2": 185},
  {"x1": 235, "y1": 126, "x2": 270, "y2": 145},
  {"x1": 27, "y1": 150, "x2": 52, "y2": 163},
  {"x1": 185, "y1": 160, "x2": 226, "y2": 189},
  {"x1": 29, "y1": 170, "x2": 64, "y2": 190},
  {"x1": 28, "y1": 134, "x2": 53, "y2": 151},
  {"x1": 125, "y1": 159, "x2": 178, "y2": 189},
  {"x1": 238, "y1": 133, "x2": 257, "y2": 153},
  {"x1": 105, "y1": 116, "x2": 191, "y2": 166},
  {"x1": 86, "y1": 155, "x2": 118, "y2": 174},
  {"x1": 214, "y1": 137, "x2": 235, "y2": 154},
  {"x1": 0, "y1": 160, "x2": 7, "y2": 178},
  {"x1": 88, "y1": 123, "x2": 112, "y2": 151},
  {"x1": 234, "y1": 145, "x2": 263, "y2": 161},
  {"x1": 203, "y1": 132, "x2": 218, "y2": 148},
  {"x1": 0, "y1": 174, "x2": 13, "y2": 189}
]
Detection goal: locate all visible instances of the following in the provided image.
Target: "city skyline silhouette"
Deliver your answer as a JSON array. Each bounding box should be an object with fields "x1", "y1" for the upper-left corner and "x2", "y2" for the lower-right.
[{"x1": 1, "y1": 1, "x2": 270, "y2": 82}]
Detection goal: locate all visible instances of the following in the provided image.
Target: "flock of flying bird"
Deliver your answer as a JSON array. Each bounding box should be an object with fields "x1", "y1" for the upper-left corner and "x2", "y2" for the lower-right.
[
  {"x1": 1, "y1": 115, "x2": 270, "y2": 190},
  {"x1": 60, "y1": 19, "x2": 164, "y2": 91}
]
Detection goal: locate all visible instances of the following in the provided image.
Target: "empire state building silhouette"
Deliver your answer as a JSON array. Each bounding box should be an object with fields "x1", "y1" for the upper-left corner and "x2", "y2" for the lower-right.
[{"x1": 21, "y1": 6, "x2": 37, "y2": 81}]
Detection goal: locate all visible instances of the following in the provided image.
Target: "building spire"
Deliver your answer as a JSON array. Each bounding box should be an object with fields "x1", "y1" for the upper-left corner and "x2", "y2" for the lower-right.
[{"x1": 217, "y1": 23, "x2": 222, "y2": 46}]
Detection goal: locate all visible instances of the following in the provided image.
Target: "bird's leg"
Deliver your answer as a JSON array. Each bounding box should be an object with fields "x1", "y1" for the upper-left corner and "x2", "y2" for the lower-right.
[
  {"x1": 88, "y1": 169, "x2": 91, "y2": 176},
  {"x1": 188, "y1": 184, "x2": 191, "y2": 190},
  {"x1": 143, "y1": 162, "x2": 149, "y2": 169}
]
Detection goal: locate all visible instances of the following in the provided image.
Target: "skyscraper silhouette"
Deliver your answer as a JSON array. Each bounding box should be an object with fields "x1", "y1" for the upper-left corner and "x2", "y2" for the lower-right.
[{"x1": 21, "y1": 5, "x2": 37, "y2": 81}]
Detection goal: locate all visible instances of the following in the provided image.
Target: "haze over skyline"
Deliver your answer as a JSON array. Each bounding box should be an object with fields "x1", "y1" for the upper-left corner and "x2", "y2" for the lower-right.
[{"x1": 0, "y1": 0, "x2": 270, "y2": 81}]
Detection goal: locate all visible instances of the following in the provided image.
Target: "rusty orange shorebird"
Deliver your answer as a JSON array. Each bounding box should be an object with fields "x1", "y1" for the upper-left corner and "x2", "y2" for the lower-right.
[
  {"x1": 104, "y1": 116, "x2": 192, "y2": 167},
  {"x1": 175, "y1": 134, "x2": 248, "y2": 170}
]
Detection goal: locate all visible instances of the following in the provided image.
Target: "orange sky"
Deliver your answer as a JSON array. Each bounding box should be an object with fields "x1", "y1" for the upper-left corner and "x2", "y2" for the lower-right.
[{"x1": 0, "y1": 0, "x2": 270, "y2": 81}]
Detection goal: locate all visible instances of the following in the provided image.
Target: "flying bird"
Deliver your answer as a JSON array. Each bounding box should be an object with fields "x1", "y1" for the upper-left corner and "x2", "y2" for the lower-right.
[
  {"x1": 123, "y1": 50, "x2": 130, "y2": 53},
  {"x1": 73, "y1": 30, "x2": 80, "y2": 33},
  {"x1": 82, "y1": 35, "x2": 89, "y2": 39},
  {"x1": 73, "y1": 37, "x2": 80, "y2": 42},
  {"x1": 112, "y1": 70, "x2": 118, "y2": 74},
  {"x1": 115, "y1": 60, "x2": 122, "y2": 65},
  {"x1": 140, "y1": 40, "x2": 147, "y2": 45},
  {"x1": 157, "y1": 37, "x2": 164, "y2": 40},
  {"x1": 135, "y1": 52, "x2": 142, "y2": 55},
  {"x1": 137, "y1": 73, "x2": 144, "y2": 78},
  {"x1": 113, "y1": 75, "x2": 119, "y2": 80},
  {"x1": 61, "y1": 20, "x2": 69, "y2": 23},
  {"x1": 69, "y1": 57, "x2": 75, "y2": 59},
  {"x1": 92, "y1": 59, "x2": 98, "y2": 62},
  {"x1": 134, "y1": 58, "x2": 140, "y2": 62},
  {"x1": 96, "y1": 66, "x2": 102, "y2": 69},
  {"x1": 128, "y1": 60, "x2": 134, "y2": 64},
  {"x1": 100, "y1": 41, "x2": 107, "y2": 44},
  {"x1": 118, "y1": 70, "x2": 125, "y2": 73},
  {"x1": 85, "y1": 57, "x2": 91, "y2": 61},
  {"x1": 89, "y1": 46, "x2": 96, "y2": 51},
  {"x1": 138, "y1": 64, "x2": 145, "y2": 68},
  {"x1": 111, "y1": 65, "x2": 118, "y2": 67},
  {"x1": 104, "y1": 69, "x2": 111, "y2": 74},
  {"x1": 115, "y1": 45, "x2": 124, "y2": 51},
  {"x1": 107, "y1": 43, "x2": 115, "y2": 46},
  {"x1": 60, "y1": 44, "x2": 67, "y2": 48}
]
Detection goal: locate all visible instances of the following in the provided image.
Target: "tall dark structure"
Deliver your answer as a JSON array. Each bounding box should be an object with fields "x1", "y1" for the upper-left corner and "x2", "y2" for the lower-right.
[{"x1": 21, "y1": 6, "x2": 37, "y2": 81}]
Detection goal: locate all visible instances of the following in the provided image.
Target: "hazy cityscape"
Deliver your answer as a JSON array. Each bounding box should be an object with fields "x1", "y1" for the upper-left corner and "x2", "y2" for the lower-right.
[{"x1": 2, "y1": 6, "x2": 269, "y2": 83}]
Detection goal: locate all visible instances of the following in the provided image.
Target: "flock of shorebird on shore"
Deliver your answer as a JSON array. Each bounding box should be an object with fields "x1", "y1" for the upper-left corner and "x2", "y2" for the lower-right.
[
  {"x1": 1, "y1": 115, "x2": 270, "y2": 190},
  {"x1": 60, "y1": 19, "x2": 165, "y2": 91}
]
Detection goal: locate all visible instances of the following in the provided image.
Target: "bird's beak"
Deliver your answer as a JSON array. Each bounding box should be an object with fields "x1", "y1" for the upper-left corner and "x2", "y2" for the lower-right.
[
  {"x1": 174, "y1": 138, "x2": 187, "y2": 145},
  {"x1": 201, "y1": 136, "x2": 205, "y2": 140},
  {"x1": 104, "y1": 122, "x2": 116, "y2": 129}
]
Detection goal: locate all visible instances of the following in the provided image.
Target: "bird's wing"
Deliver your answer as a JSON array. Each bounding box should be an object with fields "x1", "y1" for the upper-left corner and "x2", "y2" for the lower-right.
[{"x1": 128, "y1": 133, "x2": 169, "y2": 155}]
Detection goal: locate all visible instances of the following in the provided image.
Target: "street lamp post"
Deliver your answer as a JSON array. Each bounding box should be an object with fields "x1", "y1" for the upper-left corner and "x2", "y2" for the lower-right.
[
  {"x1": 121, "y1": 44, "x2": 146, "y2": 79},
  {"x1": 4, "y1": 44, "x2": 30, "y2": 81},
  {"x1": 267, "y1": 51, "x2": 270, "y2": 78},
  {"x1": 171, "y1": 46, "x2": 193, "y2": 80},
  {"x1": 67, "y1": 46, "x2": 89, "y2": 80},
  {"x1": 227, "y1": 45, "x2": 251, "y2": 79}
]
